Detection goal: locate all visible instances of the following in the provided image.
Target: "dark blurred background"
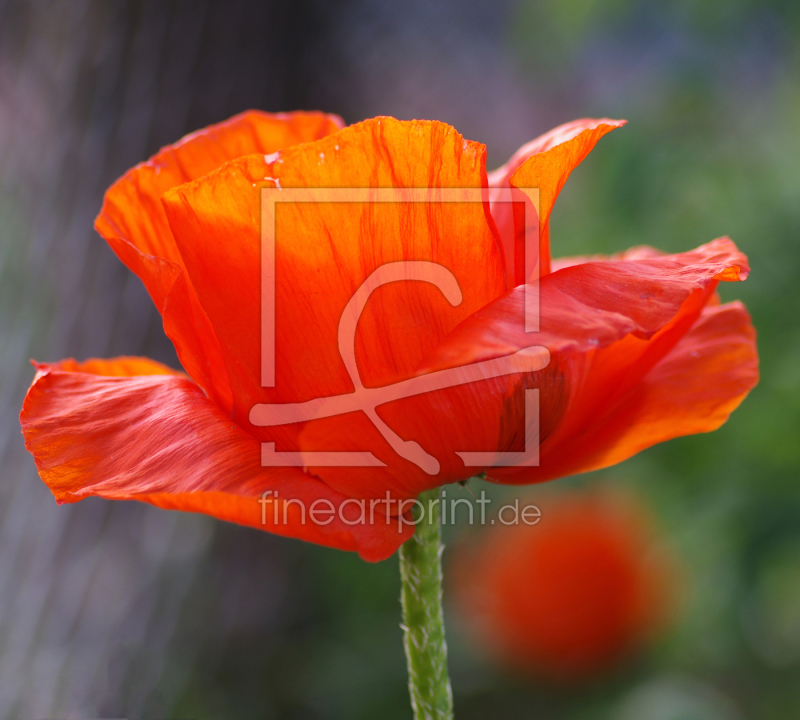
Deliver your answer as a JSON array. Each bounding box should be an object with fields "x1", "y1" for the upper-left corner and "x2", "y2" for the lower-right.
[{"x1": 0, "y1": 0, "x2": 798, "y2": 717}]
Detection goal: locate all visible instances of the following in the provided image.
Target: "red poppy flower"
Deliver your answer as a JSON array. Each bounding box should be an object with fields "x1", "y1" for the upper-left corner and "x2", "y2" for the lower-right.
[
  {"x1": 451, "y1": 489, "x2": 677, "y2": 681},
  {"x1": 20, "y1": 111, "x2": 758, "y2": 561}
]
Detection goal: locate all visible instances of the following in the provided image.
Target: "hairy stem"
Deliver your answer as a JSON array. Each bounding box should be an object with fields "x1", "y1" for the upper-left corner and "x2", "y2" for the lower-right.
[{"x1": 399, "y1": 487, "x2": 454, "y2": 720}]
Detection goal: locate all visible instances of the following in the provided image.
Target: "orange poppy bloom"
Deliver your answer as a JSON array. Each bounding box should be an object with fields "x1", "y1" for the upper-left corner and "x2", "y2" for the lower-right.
[
  {"x1": 20, "y1": 111, "x2": 758, "y2": 561},
  {"x1": 451, "y1": 489, "x2": 676, "y2": 681}
]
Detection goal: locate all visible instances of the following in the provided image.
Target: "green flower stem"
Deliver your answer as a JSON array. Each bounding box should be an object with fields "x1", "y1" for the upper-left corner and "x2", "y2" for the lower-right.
[{"x1": 399, "y1": 487, "x2": 454, "y2": 720}]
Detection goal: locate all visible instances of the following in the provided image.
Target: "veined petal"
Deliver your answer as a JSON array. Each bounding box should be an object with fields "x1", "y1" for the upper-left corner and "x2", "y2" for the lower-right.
[
  {"x1": 161, "y1": 117, "x2": 506, "y2": 467},
  {"x1": 410, "y1": 238, "x2": 750, "y2": 485},
  {"x1": 97, "y1": 110, "x2": 344, "y2": 270},
  {"x1": 423, "y1": 238, "x2": 747, "y2": 368},
  {"x1": 95, "y1": 110, "x2": 343, "y2": 410},
  {"x1": 19, "y1": 357, "x2": 410, "y2": 562},
  {"x1": 488, "y1": 118, "x2": 626, "y2": 283},
  {"x1": 496, "y1": 301, "x2": 758, "y2": 483}
]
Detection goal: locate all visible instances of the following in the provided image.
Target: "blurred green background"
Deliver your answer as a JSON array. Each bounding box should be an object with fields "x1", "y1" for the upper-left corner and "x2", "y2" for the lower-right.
[{"x1": 0, "y1": 0, "x2": 797, "y2": 718}]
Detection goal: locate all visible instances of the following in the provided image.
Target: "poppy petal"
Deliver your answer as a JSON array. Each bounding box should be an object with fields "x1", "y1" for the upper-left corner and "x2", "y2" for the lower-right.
[
  {"x1": 161, "y1": 117, "x2": 506, "y2": 474},
  {"x1": 423, "y1": 238, "x2": 747, "y2": 368},
  {"x1": 488, "y1": 118, "x2": 626, "y2": 282},
  {"x1": 411, "y1": 238, "x2": 749, "y2": 484},
  {"x1": 497, "y1": 301, "x2": 758, "y2": 483},
  {"x1": 19, "y1": 357, "x2": 410, "y2": 562},
  {"x1": 95, "y1": 110, "x2": 343, "y2": 410}
]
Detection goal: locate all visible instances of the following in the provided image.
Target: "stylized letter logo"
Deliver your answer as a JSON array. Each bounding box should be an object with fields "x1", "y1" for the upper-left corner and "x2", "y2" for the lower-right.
[{"x1": 250, "y1": 187, "x2": 547, "y2": 473}]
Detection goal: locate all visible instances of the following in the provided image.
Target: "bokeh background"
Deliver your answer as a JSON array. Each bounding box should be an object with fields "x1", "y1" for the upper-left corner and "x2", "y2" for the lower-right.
[{"x1": 0, "y1": 0, "x2": 798, "y2": 717}]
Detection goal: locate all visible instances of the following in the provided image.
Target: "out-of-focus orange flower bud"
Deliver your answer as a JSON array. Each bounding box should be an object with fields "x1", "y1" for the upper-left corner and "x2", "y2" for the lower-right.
[{"x1": 452, "y1": 489, "x2": 677, "y2": 683}]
